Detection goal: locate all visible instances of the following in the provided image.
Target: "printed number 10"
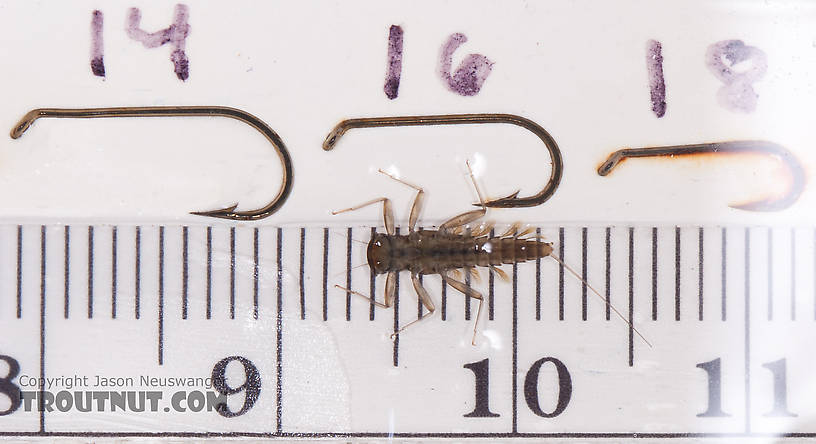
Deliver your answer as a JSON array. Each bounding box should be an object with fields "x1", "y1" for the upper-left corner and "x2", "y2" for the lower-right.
[{"x1": 463, "y1": 357, "x2": 572, "y2": 418}]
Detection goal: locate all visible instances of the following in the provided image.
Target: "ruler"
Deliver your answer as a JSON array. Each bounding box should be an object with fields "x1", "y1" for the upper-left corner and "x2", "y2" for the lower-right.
[{"x1": 0, "y1": 223, "x2": 814, "y2": 438}]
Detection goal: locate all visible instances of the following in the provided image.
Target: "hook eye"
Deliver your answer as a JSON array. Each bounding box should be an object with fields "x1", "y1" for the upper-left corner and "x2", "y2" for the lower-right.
[
  {"x1": 598, "y1": 141, "x2": 805, "y2": 212},
  {"x1": 11, "y1": 106, "x2": 293, "y2": 221},
  {"x1": 323, "y1": 113, "x2": 563, "y2": 208}
]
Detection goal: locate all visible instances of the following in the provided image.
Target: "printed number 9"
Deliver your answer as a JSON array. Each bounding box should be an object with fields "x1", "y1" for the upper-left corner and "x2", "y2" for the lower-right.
[{"x1": 211, "y1": 356, "x2": 261, "y2": 418}]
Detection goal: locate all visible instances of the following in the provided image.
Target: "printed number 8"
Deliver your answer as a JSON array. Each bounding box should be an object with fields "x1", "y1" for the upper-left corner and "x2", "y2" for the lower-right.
[{"x1": 0, "y1": 355, "x2": 22, "y2": 416}]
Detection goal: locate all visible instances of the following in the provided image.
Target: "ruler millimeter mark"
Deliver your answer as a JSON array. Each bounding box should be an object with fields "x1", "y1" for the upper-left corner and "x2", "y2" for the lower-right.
[
  {"x1": 722, "y1": 227, "x2": 727, "y2": 321},
  {"x1": 628, "y1": 227, "x2": 634, "y2": 367},
  {"x1": 111, "y1": 226, "x2": 118, "y2": 319},
  {"x1": 299, "y1": 227, "x2": 306, "y2": 320},
  {"x1": 744, "y1": 227, "x2": 751, "y2": 433},
  {"x1": 16, "y1": 225, "x2": 22, "y2": 319},
  {"x1": 158, "y1": 226, "x2": 165, "y2": 366},
  {"x1": 182, "y1": 226, "x2": 188, "y2": 320},
  {"x1": 135, "y1": 226, "x2": 141, "y2": 320},
  {"x1": 652, "y1": 227, "x2": 657, "y2": 321},
  {"x1": 675, "y1": 227, "x2": 681, "y2": 321},
  {"x1": 254, "y1": 227, "x2": 260, "y2": 320},
  {"x1": 698, "y1": 227, "x2": 704, "y2": 321},
  {"x1": 87, "y1": 226, "x2": 93, "y2": 319},
  {"x1": 206, "y1": 226, "x2": 212, "y2": 319},
  {"x1": 230, "y1": 227, "x2": 236, "y2": 320},
  {"x1": 63, "y1": 226, "x2": 69, "y2": 319}
]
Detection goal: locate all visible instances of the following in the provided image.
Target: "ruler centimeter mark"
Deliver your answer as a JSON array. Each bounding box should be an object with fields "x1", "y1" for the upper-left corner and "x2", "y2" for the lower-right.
[
  {"x1": 416, "y1": 227, "x2": 425, "y2": 320},
  {"x1": 38, "y1": 225, "x2": 46, "y2": 433},
  {"x1": 511, "y1": 261, "x2": 519, "y2": 434},
  {"x1": 275, "y1": 227, "x2": 284, "y2": 434}
]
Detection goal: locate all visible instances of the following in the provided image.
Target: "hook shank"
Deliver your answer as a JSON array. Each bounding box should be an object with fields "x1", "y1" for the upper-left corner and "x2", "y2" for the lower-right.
[
  {"x1": 323, "y1": 113, "x2": 563, "y2": 208},
  {"x1": 598, "y1": 141, "x2": 804, "y2": 211},
  {"x1": 11, "y1": 106, "x2": 293, "y2": 221}
]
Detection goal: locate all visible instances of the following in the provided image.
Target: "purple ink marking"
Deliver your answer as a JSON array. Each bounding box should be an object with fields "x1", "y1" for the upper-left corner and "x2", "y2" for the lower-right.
[
  {"x1": 126, "y1": 4, "x2": 190, "y2": 81},
  {"x1": 646, "y1": 39, "x2": 666, "y2": 118},
  {"x1": 438, "y1": 33, "x2": 493, "y2": 96},
  {"x1": 705, "y1": 40, "x2": 767, "y2": 113},
  {"x1": 383, "y1": 25, "x2": 404, "y2": 100},
  {"x1": 90, "y1": 10, "x2": 105, "y2": 77}
]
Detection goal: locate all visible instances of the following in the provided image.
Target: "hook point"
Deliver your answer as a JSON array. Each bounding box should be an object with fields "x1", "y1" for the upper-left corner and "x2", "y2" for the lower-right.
[
  {"x1": 190, "y1": 203, "x2": 239, "y2": 219},
  {"x1": 477, "y1": 190, "x2": 521, "y2": 207}
]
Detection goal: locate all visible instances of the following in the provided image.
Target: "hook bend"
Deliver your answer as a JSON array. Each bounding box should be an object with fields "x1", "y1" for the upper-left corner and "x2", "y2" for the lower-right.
[
  {"x1": 598, "y1": 141, "x2": 804, "y2": 211},
  {"x1": 11, "y1": 106, "x2": 293, "y2": 221},
  {"x1": 323, "y1": 113, "x2": 563, "y2": 208}
]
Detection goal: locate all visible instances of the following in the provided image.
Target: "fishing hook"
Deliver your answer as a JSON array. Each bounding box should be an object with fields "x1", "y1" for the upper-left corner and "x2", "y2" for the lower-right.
[
  {"x1": 597, "y1": 141, "x2": 805, "y2": 211},
  {"x1": 323, "y1": 114, "x2": 563, "y2": 208},
  {"x1": 10, "y1": 106, "x2": 293, "y2": 221}
]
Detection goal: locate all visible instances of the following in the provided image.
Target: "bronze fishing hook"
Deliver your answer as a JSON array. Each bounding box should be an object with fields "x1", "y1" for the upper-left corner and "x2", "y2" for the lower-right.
[
  {"x1": 323, "y1": 114, "x2": 563, "y2": 208},
  {"x1": 10, "y1": 106, "x2": 293, "y2": 221},
  {"x1": 598, "y1": 141, "x2": 805, "y2": 211}
]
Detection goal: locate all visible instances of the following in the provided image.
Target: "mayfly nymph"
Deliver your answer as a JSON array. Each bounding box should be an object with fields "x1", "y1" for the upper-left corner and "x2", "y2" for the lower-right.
[{"x1": 334, "y1": 164, "x2": 649, "y2": 346}]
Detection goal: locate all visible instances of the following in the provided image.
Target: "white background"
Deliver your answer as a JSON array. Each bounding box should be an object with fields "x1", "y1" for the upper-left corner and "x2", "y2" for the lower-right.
[{"x1": 0, "y1": 0, "x2": 813, "y2": 441}]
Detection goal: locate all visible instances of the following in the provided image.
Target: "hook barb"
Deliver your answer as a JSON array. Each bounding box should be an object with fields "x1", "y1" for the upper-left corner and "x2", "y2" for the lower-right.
[
  {"x1": 11, "y1": 106, "x2": 293, "y2": 221},
  {"x1": 597, "y1": 141, "x2": 805, "y2": 212},
  {"x1": 323, "y1": 113, "x2": 563, "y2": 208}
]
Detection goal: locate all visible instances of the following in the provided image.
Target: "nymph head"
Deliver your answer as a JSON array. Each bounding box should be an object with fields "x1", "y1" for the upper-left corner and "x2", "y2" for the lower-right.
[{"x1": 367, "y1": 233, "x2": 392, "y2": 274}]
